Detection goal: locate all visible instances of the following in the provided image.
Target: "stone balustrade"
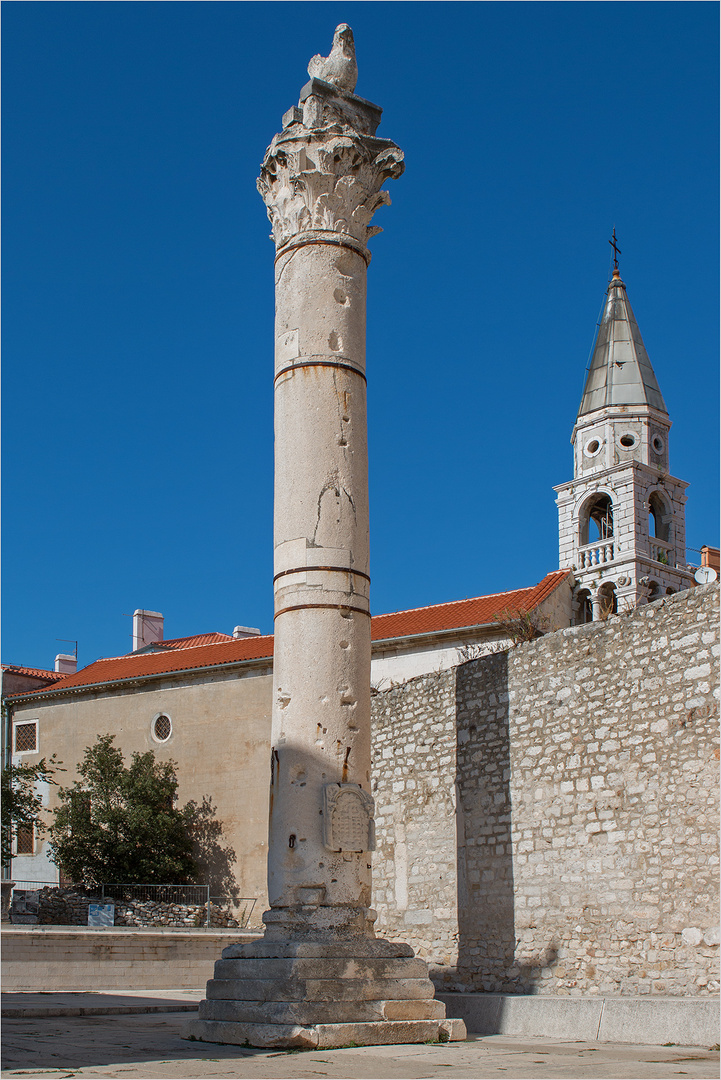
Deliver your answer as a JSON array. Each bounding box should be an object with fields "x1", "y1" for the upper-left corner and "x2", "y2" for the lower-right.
[
  {"x1": 649, "y1": 538, "x2": 673, "y2": 564},
  {"x1": 577, "y1": 540, "x2": 615, "y2": 568}
]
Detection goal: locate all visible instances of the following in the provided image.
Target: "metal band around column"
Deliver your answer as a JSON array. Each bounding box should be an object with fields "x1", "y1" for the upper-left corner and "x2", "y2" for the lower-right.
[
  {"x1": 274, "y1": 360, "x2": 367, "y2": 386},
  {"x1": 274, "y1": 566, "x2": 371, "y2": 584},
  {"x1": 274, "y1": 602, "x2": 371, "y2": 620},
  {"x1": 275, "y1": 233, "x2": 371, "y2": 266}
]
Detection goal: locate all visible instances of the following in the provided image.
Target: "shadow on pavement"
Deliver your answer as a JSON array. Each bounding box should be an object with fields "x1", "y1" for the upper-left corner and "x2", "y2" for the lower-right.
[{"x1": 2, "y1": 1011, "x2": 283, "y2": 1072}]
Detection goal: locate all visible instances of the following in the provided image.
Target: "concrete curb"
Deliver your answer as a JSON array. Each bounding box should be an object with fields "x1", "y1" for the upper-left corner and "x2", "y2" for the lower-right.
[
  {"x1": 1, "y1": 991, "x2": 203, "y2": 1018},
  {"x1": 437, "y1": 992, "x2": 720, "y2": 1047},
  {"x1": 2, "y1": 1002, "x2": 201, "y2": 1018}
]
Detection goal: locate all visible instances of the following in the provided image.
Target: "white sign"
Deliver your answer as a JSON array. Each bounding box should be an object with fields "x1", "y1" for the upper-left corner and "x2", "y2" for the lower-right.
[{"x1": 88, "y1": 903, "x2": 115, "y2": 927}]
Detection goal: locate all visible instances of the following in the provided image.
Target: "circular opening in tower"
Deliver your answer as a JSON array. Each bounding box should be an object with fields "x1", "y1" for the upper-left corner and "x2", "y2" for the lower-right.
[
  {"x1": 584, "y1": 438, "x2": 601, "y2": 457},
  {"x1": 652, "y1": 434, "x2": 665, "y2": 455},
  {"x1": 619, "y1": 433, "x2": 638, "y2": 449},
  {"x1": 153, "y1": 714, "x2": 172, "y2": 742}
]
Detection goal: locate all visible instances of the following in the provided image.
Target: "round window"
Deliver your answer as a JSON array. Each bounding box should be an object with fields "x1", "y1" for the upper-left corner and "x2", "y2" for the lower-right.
[
  {"x1": 619, "y1": 432, "x2": 638, "y2": 450},
  {"x1": 584, "y1": 437, "x2": 602, "y2": 457},
  {"x1": 153, "y1": 714, "x2": 172, "y2": 742},
  {"x1": 652, "y1": 434, "x2": 665, "y2": 455}
]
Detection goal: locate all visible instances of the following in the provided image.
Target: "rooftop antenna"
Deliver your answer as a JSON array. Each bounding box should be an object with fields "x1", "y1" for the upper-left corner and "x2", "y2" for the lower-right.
[
  {"x1": 609, "y1": 227, "x2": 621, "y2": 275},
  {"x1": 56, "y1": 638, "x2": 78, "y2": 661}
]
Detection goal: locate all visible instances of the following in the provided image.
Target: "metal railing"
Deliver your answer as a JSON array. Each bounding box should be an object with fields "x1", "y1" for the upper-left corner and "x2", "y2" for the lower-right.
[{"x1": 10, "y1": 880, "x2": 59, "y2": 890}]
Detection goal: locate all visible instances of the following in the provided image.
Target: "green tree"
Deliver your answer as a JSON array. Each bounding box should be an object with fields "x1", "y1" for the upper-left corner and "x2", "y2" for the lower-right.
[
  {"x1": 48, "y1": 735, "x2": 197, "y2": 884},
  {"x1": 1, "y1": 756, "x2": 62, "y2": 869}
]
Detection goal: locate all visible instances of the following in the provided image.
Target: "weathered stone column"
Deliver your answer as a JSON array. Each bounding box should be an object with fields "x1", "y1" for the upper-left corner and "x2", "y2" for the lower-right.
[
  {"x1": 184, "y1": 25, "x2": 465, "y2": 1050},
  {"x1": 261, "y1": 77, "x2": 397, "y2": 943}
]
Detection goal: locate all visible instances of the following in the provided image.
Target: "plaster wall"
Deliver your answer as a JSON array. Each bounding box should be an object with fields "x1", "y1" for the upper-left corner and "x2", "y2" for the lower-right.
[{"x1": 371, "y1": 638, "x2": 506, "y2": 688}]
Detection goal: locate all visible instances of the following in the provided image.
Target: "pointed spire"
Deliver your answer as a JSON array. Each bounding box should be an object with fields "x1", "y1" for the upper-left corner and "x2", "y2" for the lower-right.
[{"x1": 578, "y1": 260, "x2": 667, "y2": 418}]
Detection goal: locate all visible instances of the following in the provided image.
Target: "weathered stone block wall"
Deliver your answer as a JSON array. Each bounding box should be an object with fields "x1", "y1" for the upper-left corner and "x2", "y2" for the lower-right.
[
  {"x1": 371, "y1": 584, "x2": 719, "y2": 997},
  {"x1": 371, "y1": 670, "x2": 459, "y2": 966}
]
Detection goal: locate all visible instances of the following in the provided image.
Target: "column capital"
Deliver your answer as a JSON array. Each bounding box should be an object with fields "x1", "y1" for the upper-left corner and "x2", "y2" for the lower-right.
[{"x1": 257, "y1": 78, "x2": 404, "y2": 252}]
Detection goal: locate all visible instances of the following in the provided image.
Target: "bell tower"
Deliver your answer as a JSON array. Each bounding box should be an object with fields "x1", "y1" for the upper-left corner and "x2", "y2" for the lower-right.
[{"x1": 554, "y1": 249, "x2": 694, "y2": 620}]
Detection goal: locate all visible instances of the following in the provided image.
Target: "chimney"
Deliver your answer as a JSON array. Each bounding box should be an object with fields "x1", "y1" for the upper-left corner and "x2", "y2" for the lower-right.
[
  {"x1": 133, "y1": 610, "x2": 164, "y2": 652},
  {"x1": 232, "y1": 625, "x2": 261, "y2": 639},
  {"x1": 55, "y1": 653, "x2": 77, "y2": 675},
  {"x1": 701, "y1": 546, "x2": 720, "y2": 574}
]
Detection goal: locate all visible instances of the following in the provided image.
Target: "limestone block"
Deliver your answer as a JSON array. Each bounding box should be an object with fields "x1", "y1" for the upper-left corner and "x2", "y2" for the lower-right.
[
  {"x1": 198, "y1": 997, "x2": 447, "y2": 1025},
  {"x1": 213, "y1": 956, "x2": 429, "y2": 981},
  {"x1": 183, "y1": 1017, "x2": 466, "y2": 1049},
  {"x1": 220, "y1": 937, "x2": 414, "y2": 959},
  {"x1": 205, "y1": 976, "x2": 435, "y2": 1002}
]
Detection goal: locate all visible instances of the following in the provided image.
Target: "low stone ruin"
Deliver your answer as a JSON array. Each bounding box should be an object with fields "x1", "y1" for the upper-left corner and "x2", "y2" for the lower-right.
[{"x1": 34, "y1": 886, "x2": 241, "y2": 927}]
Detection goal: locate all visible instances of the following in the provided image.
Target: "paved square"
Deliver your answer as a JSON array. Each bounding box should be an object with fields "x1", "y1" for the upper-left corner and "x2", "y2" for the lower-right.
[{"x1": 2, "y1": 1006, "x2": 718, "y2": 1079}]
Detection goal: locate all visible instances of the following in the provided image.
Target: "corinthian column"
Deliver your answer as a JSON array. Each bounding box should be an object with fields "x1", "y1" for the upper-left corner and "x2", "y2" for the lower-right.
[
  {"x1": 258, "y1": 51, "x2": 403, "y2": 945},
  {"x1": 185, "y1": 26, "x2": 465, "y2": 1049}
]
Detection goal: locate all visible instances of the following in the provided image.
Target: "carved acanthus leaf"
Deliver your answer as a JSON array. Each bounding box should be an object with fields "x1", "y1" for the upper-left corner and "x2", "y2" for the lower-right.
[{"x1": 257, "y1": 131, "x2": 404, "y2": 249}]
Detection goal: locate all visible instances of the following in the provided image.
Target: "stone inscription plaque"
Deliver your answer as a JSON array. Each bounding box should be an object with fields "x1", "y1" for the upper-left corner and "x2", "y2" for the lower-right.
[{"x1": 323, "y1": 783, "x2": 375, "y2": 852}]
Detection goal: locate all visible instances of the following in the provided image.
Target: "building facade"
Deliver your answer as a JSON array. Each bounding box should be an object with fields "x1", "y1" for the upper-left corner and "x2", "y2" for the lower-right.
[{"x1": 4, "y1": 572, "x2": 573, "y2": 899}]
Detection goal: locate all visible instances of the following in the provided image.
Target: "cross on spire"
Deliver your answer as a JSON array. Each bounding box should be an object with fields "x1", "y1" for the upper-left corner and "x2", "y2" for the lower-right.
[{"x1": 609, "y1": 227, "x2": 622, "y2": 273}]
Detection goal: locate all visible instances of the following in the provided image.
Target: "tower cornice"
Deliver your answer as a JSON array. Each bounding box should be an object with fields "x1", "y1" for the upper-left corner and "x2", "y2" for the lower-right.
[
  {"x1": 572, "y1": 403, "x2": 672, "y2": 443},
  {"x1": 554, "y1": 458, "x2": 690, "y2": 497}
]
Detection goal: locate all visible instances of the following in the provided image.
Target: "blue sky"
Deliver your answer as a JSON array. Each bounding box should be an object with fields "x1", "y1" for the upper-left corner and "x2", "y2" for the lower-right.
[{"x1": 3, "y1": 1, "x2": 718, "y2": 670}]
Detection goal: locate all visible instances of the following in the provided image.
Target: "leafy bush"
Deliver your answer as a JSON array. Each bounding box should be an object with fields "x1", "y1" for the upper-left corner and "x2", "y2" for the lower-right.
[
  {"x1": 1, "y1": 756, "x2": 62, "y2": 868},
  {"x1": 48, "y1": 734, "x2": 197, "y2": 885}
]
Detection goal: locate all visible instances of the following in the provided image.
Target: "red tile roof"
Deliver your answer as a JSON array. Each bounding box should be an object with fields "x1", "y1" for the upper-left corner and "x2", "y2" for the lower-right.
[
  {"x1": 371, "y1": 570, "x2": 570, "y2": 641},
  {"x1": 29, "y1": 634, "x2": 276, "y2": 694},
  {"x1": 6, "y1": 572, "x2": 569, "y2": 699},
  {"x1": 1, "y1": 665, "x2": 64, "y2": 683},
  {"x1": 141, "y1": 632, "x2": 234, "y2": 651}
]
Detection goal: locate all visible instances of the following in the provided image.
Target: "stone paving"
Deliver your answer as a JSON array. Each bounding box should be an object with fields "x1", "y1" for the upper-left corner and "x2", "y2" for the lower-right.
[{"x1": 1, "y1": 993, "x2": 718, "y2": 1079}]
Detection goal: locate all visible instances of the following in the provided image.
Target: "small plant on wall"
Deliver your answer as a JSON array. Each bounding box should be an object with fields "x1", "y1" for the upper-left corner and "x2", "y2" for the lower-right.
[{"x1": 493, "y1": 607, "x2": 551, "y2": 646}]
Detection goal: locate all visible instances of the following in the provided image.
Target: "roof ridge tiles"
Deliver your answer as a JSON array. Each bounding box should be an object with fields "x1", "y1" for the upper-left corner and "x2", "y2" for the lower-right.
[
  {"x1": 371, "y1": 570, "x2": 569, "y2": 622},
  {"x1": 2, "y1": 665, "x2": 63, "y2": 680},
  {"x1": 372, "y1": 572, "x2": 564, "y2": 621}
]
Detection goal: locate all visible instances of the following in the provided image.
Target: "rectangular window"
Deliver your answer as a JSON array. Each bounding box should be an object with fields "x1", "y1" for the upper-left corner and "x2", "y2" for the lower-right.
[
  {"x1": 13, "y1": 721, "x2": 38, "y2": 754},
  {"x1": 15, "y1": 825, "x2": 34, "y2": 855}
]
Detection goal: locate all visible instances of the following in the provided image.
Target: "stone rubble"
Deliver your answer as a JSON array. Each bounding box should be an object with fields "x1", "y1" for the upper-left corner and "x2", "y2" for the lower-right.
[{"x1": 35, "y1": 887, "x2": 241, "y2": 928}]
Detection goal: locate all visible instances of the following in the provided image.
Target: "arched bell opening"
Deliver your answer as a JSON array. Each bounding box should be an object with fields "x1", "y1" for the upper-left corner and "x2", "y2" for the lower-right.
[
  {"x1": 579, "y1": 493, "x2": 614, "y2": 547},
  {"x1": 648, "y1": 491, "x2": 671, "y2": 542}
]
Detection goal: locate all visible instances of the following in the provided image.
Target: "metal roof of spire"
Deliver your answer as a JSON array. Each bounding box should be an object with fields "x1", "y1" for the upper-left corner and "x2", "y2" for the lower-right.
[{"x1": 578, "y1": 267, "x2": 667, "y2": 417}]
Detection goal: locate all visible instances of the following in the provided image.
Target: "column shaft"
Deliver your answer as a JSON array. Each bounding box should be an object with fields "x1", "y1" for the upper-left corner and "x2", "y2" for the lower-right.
[{"x1": 269, "y1": 239, "x2": 372, "y2": 924}]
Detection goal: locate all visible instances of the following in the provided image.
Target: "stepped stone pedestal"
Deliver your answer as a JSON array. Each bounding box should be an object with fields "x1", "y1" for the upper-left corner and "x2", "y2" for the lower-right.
[
  {"x1": 185, "y1": 939, "x2": 464, "y2": 1048},
  {"x1": 184, "y1": 26, "x2": 465, "y2": 1050}
]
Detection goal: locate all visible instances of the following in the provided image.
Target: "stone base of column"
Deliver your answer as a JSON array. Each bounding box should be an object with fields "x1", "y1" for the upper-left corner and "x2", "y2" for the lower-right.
[{"x1": 182, "y1": 938, "x2": 466, "y2": 1049}]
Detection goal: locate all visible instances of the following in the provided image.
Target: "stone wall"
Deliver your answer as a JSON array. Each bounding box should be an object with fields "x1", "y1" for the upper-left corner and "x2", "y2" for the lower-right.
[
  {"x1": 371, "y1": 668, "x2": 459, "y2": 966},
  {"x1": 2, "y1": 928, "x2": 255, "y2": 991},
  {"x1": 370, "y1": 583, "x2": 720, "y2": 998}
]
